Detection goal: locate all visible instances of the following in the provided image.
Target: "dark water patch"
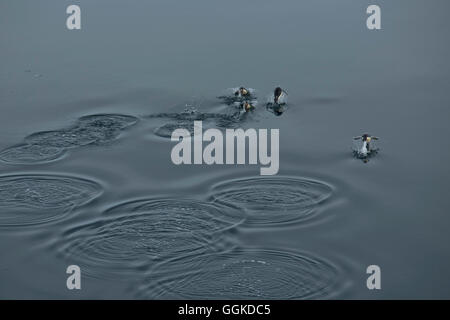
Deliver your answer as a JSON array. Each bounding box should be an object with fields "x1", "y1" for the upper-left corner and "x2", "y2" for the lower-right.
[
  {"x1": 27, "y1": 114, "x2": 138, "y2": 147},
  {"x1": 147, "y1": 111, "x2": 245, "y2": 139},
  {"x1": 77, "y1": 114, "x2": 138, "y2": 143},
  {"x1": 213, "y1": 112, "x2": 247, "y2": 128},
  {"x1": 137, "y1": 248, "x2": 340, "y2": 299},
  {"x1": 153, "y1": 121, "x2": 202, "y2": 138},
  {"x1": 209, "y1": 176, "x2": 333, "y2": 226},
  {"x1": 0, "y1": 114, "x2": 138, "y2": 164},
  {"x1": 57, "y1": 198, "x2": 244, "y2": 278},
  {"x1": 0, "y1": 174, "x2": 102, "y2": 227}
]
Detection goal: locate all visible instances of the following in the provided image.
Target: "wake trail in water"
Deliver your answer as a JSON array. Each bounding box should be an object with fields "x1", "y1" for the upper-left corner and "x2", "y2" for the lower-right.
[{"x1": 0, "y1": 114, "x2": 138, "y2": 164}]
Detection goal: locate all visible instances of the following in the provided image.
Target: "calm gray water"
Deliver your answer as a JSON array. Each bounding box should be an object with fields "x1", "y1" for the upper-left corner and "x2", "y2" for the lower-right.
[{"x1": 1, "y1": 0, "x2": 450, "y2": 299}]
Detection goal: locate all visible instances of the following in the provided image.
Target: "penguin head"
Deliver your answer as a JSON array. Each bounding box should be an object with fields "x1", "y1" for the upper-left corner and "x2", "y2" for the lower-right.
[
  {"x1": 274, "y1": 87, "x2": 284, "y2": 103},
  {"x1": 243, "y1": 101, "x2": 254, "y2": 111},
  {"x1": 240, "y1": 87, "x2": 250, "y2": 96}
]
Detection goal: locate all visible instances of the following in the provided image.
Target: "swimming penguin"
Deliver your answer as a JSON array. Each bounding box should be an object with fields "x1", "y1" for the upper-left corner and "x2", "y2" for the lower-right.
[
  {"x1": 274, "y1": 87, "x2": 287, "y2": 104},
  {"x1": 242, "y1": 101, "x2": 255, "y2": 112},
  {"x1": 353, "y1": 134, "x2": 379, "y2": 156},
  {"x1": 235, "y1": 87, "x2": 250, "y2": 97}
]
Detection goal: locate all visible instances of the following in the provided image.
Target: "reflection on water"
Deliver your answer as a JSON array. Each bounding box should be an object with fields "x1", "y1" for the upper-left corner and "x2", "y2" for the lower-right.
[
  {"x1": 0, "y1": 174, "x2": 102, "y2": 227},
  {"x1": 137, "y1": 248, "x2": 340, "y2": 299},
  {"x1": 57, "y1": 198, "x2": 244, "y2": 278},
  {"x1": 210, "y1": 176, "x2": 333, "y2": 226},
  {"x1": 0, "y1": 114, "x2": 138, "y2": 164}
]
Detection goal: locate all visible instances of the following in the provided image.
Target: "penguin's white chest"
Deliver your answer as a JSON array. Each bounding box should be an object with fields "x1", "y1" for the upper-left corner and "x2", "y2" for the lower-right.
[{"x1": 360, "y1": 141, "x2": 368, "y2": 155}]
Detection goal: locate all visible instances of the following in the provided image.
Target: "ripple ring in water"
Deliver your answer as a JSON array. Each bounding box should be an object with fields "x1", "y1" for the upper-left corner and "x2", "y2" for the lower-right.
[
  {"x1": 57, "y1": 198, "x2": 244, "y2": 277},
  {"x1": 0, "y1": 144, "x2": 67, "y2": 164},
  {"x1": 0, "y1": 174, "x2": 102, "y2": 227},
  {"x1": 137, "y1": 248, "x2": 340, "y2": 299},
  {"x1": 209, "y1": 176, "x2": 334, "y2": 226}
]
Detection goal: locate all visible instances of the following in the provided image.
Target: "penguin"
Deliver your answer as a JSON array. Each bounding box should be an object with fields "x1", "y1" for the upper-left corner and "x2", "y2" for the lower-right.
[{"x1": 274, "y1": 87, "x2": 287, "y2": 104}]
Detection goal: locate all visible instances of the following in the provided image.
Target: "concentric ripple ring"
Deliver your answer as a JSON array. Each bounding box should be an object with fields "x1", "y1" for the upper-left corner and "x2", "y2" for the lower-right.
[
  {"x1": 137, "y1": 248, "x2": 340, "y2": 299},
  {"x1": 0, "y1": 174, "x2": 102, "y2": 227},
  {"x1": 57, "y1": 198, "x2": 244, "y2": 277},
  {"x1": 209, "y1": 176, "x2": 334, "y2": 226}
]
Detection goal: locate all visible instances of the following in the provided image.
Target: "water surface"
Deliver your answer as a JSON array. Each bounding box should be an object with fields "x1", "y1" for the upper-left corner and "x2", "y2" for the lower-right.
[{"x1": 1, "y1": 0, "x2": 450, "y2": 299}]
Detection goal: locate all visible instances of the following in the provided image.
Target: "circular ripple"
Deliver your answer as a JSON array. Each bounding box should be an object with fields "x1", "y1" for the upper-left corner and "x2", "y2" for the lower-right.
[
  {"x1": 210, "y1": 176, "x2": 333, "y2": 226},
  {"x1": 0, "y1": 174, "x2": 102, "y2": 226},
  {"x1": 58, "y1": 198, "x2": 244, "y2": 277},
  {"x1": 0, "y1": 144, "x2": 67, "y2": 164},
  {"x1": 138, "y1": 248, "x2": 340, "y2": 299}
]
